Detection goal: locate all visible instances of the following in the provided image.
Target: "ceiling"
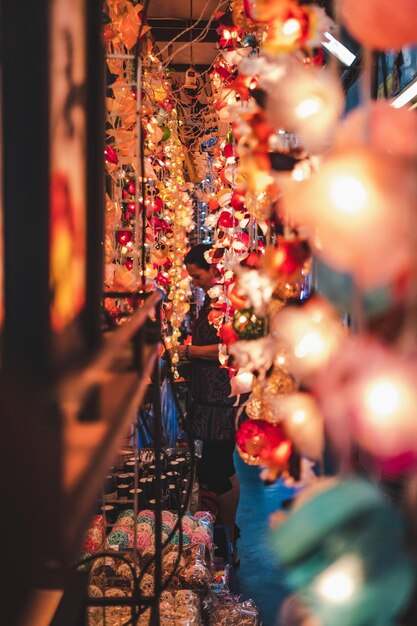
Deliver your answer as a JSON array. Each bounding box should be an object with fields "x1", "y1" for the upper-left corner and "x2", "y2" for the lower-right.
[
  {"x1": 147, "y1": 0, "x2": 221, "y2": 71},
  {"x1": 146, "y1": 0, "x2": 336, "y2": 70}
]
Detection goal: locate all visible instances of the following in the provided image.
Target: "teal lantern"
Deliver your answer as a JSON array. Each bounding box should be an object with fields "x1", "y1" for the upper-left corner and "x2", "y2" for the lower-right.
[{"x1": 270, "y1": 478, "x2": 415, "y2": 626}]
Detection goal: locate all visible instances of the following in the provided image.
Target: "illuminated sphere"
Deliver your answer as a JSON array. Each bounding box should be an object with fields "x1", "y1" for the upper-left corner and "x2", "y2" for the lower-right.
[
  {"x1": 266, "y1": 63, "x2": 344, "y2": 153},
  {"x1": 236, "y1": 419, "x2": 286, "y2": 465},
  {"x1": 340, "y1": 0, "x2": 417, "y2": 50},
  {"x1": 334, "y1": 101, "x2": 417, "y2": 158},
  {"x1": 282, "y1": 147, "x2": 414, "y2": 287}
]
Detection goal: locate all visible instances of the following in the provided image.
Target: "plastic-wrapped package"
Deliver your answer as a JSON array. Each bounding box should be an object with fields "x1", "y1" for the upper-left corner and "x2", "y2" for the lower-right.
[
  {"x1": 211, "y1": 564, "x2": 231, "y2": 594},
  {"x1": 208, "y1": 597, "x2": 260, "y2": 626}
]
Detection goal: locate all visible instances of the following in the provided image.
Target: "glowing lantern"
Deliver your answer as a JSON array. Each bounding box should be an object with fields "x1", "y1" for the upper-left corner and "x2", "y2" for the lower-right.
[
  {"x1": 274, "y1": 392, "x2": 324, "y2": 460},
  {"x1": 340, "y1": 0, "x2": 417, "y2": 50},
  {"x1": 282, "y1": 147, "x2": 414, "y2": 287},
  {"x1": 271, "y1": 297, "x2": 346, "y2": 381},
  {"x1": 266, "y1": 63, "x2": 344, "y2": 153}
]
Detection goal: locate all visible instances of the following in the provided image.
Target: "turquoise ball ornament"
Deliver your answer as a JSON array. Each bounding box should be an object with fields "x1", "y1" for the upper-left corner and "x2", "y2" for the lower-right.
[{"x1": 270, "y1": 478, "x2": 415, "y2": 626}]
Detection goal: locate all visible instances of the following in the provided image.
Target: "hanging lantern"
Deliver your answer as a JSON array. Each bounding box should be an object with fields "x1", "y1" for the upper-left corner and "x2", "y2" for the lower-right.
[
  {"x1": 266, "y1": 63, "x2": 344, "y2": 154},
  {"x1": 282, "y1": 147, "x2": 414, "y2": 287},
  {"x1": 274, "y1": 392, "x2": 324, "y2": 460},
  {"x1": 333, "y1": 101, "x2": 417, "y2": 159},
  {"x1": 340, "y1": 0, "x2": 417, "y2": 50},
  {"x1": 271, "y1": 296, "x2": 346, "y2": 381},
  {"x1": 236, "y1": 418, "x2": 288, "y2": 465}
]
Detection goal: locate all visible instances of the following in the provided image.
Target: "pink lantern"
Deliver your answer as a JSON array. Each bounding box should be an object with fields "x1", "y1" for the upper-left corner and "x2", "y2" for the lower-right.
[
  {"x1": 334, "y1": 101, "x2": 417, "y2": 158},
  {"x1": 340, "y1": 0, "x2": 417, "y2": 50},
  {"x1": 282, "y1": 147, "x2": 414, "y2": 287}
]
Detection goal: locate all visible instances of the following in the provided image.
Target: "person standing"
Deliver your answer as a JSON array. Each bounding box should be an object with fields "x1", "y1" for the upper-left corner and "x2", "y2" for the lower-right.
[{"x1": 174, "y1": 244, "x2": 240, "y2": 564}]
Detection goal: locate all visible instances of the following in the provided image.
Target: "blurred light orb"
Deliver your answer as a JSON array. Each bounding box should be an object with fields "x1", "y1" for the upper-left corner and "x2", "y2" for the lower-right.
[
  {"x1": 276, "y1": 392, "x2": 324, "y2": 460},
  {"x1": 271, "y1": 297, "x2": 346, "y2": 381},
  {"x1": 365, "y1": 379, "x2": 400, "y2": 420},
  {"x1": 282, "y1": 17, "x2": 302, "y2": 36},
  {"x1": 266, "y1": 64, "x2": 344, "y2": 153},
  {"x1": 295, "y1": 96, "x2": 323, "y2": 119},
  {"x1": 282, "y1": 147, "x2": 414, "y2": 287},
  {"x1": 314, "y1": 555, "x2": 363, "y2": 604},
  {"x1": 329, "y1": 175, "x2": 367, "y2": 215},
  {"x1": 340, "y1": 0, "x2": 417, "y2": 50}
]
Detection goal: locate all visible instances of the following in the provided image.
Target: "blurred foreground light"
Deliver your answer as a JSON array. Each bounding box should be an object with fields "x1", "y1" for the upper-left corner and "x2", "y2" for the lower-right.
[{"x1": 315, "y1": 554, "x2": 363, "y2": 604}]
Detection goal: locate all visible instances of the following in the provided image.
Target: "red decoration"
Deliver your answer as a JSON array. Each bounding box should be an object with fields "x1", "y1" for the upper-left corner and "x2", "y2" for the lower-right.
[
  {"x1": 236, "y1": 419, "x2": 286, "y2": 465},
  {"x1": 270, "y1": 239, "x2": 310, "y2": 276},
  {"x1": 116, "y1": 229, "x2": 133, "y2": 245},
  {"x1": 125, "y1": 259, "x2": 134, "y2": 271},
  {"x1": 219, "y1": 322, "x2": 239, "y2": 346},
  {"x1": 157, "y1": 272, "x2": 170, "y2": 287},
  {"x1": 218, "y1": 210, "x2": 238, "y2": 229},
  {"x1": 126, "y1": 180, "x2": 136, "y2": 195},
  {"x1": 231, "y1": 190, "x2": 246, "y2": 212},
  {"x1": 104, "y1": 145, "x2": 118, "y2": 165}
]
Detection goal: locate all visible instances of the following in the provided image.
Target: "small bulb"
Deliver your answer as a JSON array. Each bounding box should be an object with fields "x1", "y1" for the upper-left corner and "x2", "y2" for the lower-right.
[
  {"x1": 239, "y1": 315, "x2": 248, "y2": 324},
  {"x1": 329, "y1": 175, "x2": 368, "y2": 215},
  {"x1": 294, "y1": 331, "x2": 325, "y2": 359},
  {"x1": 365, "y1": 379, "x2": 400, "y2": 419},
  {"x1": 292, "y1": 410, "x2": 306, "y2": 424},
  {"x1": 315, "y1": 555, "x2": 362, "y2": 604},
  {"x1": 282, "y1": 18, "x2": 301, "y2": 37},
  {"x1": 295, "y1": 96, "x2": 322, "y2": 119}
]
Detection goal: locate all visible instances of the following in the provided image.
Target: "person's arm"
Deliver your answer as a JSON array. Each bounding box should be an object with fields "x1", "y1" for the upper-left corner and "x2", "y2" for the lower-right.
[{"x1": 176, "y1": 343, "x2": 220, "y2": 361}]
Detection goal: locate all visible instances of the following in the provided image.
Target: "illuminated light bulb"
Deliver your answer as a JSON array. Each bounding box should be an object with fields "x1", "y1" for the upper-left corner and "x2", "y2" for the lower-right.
[
  {"x1": 329, "y1": 175, "x2": 368, "y2": 215},
  {"x1": 292, "y1": 409, "x2": 306, "y2": 424},
  {"x1": 366, "y1": 379, "x2": 400, "y2": 420},
  {"x1": 294, "y1": 331, "x2": 325, "y2": 360},
  {"x1": 282, "y1": 18, "x2": 301, "y2": 37},
  {"x1": 315, "y1": 555, "x2": 363, "y2": 604},
  {"x1": 295, "y1": 96, "x2": 323, "y2": 119}
]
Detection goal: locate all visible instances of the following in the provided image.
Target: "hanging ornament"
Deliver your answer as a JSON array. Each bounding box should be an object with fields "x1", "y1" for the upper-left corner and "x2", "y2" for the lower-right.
[
  {"x1": 236, "y1": 418, "x2": 289, "y2": 465},
  {"x1": 264, "y1": 239, "x2": 311, "y2": 279},
  {"x1": 232, "y1": 307, "x2": 265, "y2": 340},
  {"x1": 126, "y1": 180, "x2": 136, "y2": 195},
  {"x1": 104, "y1": 145, "x2": 118, "y2": 165},
  {"x1": 282, "y1": 147, "x2": 414, "y2": 287},
  {"x1": 340, "y1": 0, "x2": 417, "y2": 50},
  {"x1": 150, "y1": 238, "x2": 169, "y2": 265},
  {"x1": 271, "y1": 296, "x2": 347, "y2": 382},
  {"x1": 266, "y1": 63, "x2": 344, "y2": 154},
  {"x1": 245, "y1": 366, "x2": 297, "y2": 422},
  {"x1": 116, "y1": 229, "x2": 133, "y2": 245},
  {"x1": 275, "y1": 392, "x2": 324, "y2": 460},
  {"x1": 161, "y1": 126, "x2": 171, "y2": 141},
  {"x1": 333, "y1": 101, "x2": 417, "y2": 159}
]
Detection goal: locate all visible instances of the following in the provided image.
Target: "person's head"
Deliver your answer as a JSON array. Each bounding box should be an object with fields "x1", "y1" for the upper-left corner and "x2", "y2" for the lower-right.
[{"x1": 184, "y1": 244, "x2": 215, "y2": 293}]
